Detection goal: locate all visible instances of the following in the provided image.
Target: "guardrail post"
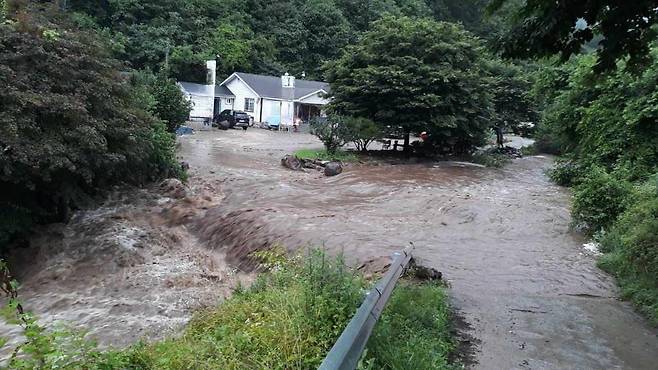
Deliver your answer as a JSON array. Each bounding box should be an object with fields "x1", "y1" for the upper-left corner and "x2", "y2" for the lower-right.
[{"x1": 318, "y1": 246, "x2": 414, "y2": 370}]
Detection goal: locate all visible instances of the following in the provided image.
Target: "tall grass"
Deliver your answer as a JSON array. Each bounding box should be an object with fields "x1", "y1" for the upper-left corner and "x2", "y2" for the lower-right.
[
  {"x1": 363, "y1": 281, "x2": 456, "y2": 369},
  {"x1": 293, "y1": 148, "x2": 358, "y2": 162},
  {"x1": 2, "y1": 250, "x2": 458, "y2": 369}
]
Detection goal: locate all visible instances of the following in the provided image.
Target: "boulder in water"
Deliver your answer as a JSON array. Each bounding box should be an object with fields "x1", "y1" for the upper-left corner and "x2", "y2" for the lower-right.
[
  {"x1": 281, "y1": 155, "x2": 302, "y2": 171},
  {"x1": 324, "y1": 162, "x2": 343, "y2": 176}
]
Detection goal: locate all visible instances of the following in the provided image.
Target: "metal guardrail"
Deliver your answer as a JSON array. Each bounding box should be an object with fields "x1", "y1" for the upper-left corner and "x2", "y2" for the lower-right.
[{"x1": 318, "y1": 246, "x2": 414, "y2": 370}]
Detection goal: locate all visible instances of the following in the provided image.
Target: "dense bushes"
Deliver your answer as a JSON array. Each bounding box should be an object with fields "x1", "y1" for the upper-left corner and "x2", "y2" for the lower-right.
[
  {"x1": 0, "y1": 8, "x2": 183, "y2": 249},
  {"x1": 536, "y1": 50, "x2": 658, "y2": 323},
  {"x1": 571, "y1": 167, "x2": 633, "y2": 232},
  {"x1": 598, "y1": 177, "x2": 658, "y2": 324},
  {"x1": 2, "y1": 250, "x2": 457, "y2": 368}
]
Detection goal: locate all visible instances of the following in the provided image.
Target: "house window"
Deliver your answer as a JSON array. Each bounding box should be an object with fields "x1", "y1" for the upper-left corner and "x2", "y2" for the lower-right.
[
  {"x1": 244, "y1": 98, "x2": 255, "y2": 112},
  {"x1": 225, "y1": 98, "x2": 234, "y2": 105}
]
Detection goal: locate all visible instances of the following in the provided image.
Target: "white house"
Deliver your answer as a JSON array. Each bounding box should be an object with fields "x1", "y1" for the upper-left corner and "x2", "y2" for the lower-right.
[
  {"x1": 178, "y1": 61, "x2": 329, "y2": 126},
  {"x1": 219, "y1": 72, "x2": 329, "y2": 126}
]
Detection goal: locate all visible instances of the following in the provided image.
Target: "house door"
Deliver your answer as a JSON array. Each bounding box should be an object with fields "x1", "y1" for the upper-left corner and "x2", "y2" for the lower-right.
[{"x1": 214, "y1": 98, "x2": 221, "y2": 116}]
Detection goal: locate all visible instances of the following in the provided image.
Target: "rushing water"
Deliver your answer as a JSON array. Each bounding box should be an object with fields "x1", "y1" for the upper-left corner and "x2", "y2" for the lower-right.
[{"x1": 181, "y1": 129, "x2": 658, "y2": 369}]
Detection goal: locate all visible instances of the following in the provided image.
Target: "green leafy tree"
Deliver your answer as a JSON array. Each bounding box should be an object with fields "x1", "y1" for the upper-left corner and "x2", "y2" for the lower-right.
[
  {"x1": 343, "y1": 117, "x2": 382, "y2": 152},
  {"x1": 0, "y1": 7, "x2": 181, "y2": 249},
  {"x1": 325, "y1": 16, "x2": 493, "y2": 154},
  {"x1": 301, "y1": 0, "x2": 352, "y2": 78},
  {"x1": 151, "y1": 74, "x2": 191, "y2": 132},
  {"x1": 489, "y1": 0, "x2": 658, "y2": 72},
  {"x1": 485, "y1": 60, "x2": 538, "y2": 134},
  {"x1": 309, "y1": 116, "x2": 351, "y2": 154}
]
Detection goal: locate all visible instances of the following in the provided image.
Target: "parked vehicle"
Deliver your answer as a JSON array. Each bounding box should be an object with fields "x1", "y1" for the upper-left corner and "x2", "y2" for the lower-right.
[{"x1": 214, "y1": 109, "x2": 250, "y2": 130}]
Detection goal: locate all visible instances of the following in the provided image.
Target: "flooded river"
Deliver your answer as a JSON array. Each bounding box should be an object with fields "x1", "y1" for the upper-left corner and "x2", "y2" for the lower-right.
[{"x1": 180, "y1": 129, "x2": 658, "y2": 369}]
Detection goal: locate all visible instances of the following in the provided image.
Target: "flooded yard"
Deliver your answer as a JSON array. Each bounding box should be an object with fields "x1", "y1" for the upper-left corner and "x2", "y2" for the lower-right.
[
  {"x1": 2, "y1": 128, "x2": 656, "y2": 369},
  {"x1": 180, "y1": 129, "x2": 658, "y2": 369}
]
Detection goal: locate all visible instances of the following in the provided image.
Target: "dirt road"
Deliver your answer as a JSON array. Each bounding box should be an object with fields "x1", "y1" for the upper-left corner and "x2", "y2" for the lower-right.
[{"x1": 180, "y1": 129, "x2": 658, "y2": 369}]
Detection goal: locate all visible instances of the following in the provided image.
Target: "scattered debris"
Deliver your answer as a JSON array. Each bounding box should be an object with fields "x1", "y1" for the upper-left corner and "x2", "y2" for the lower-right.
[
  {"x1": 180, "y1": 161, "x2": 190, "y2": 172},
  {"x1": 281, "y1": 155, "x2": 303, "y2": 171},
  {"x1": 356, "y1": 255, "x2": 442, "y2": 281},
  {"x1": 493, "y1": 146, "x2": 523, "y2": 158},
  {"x1": 510, "y1": 308, "x2": 547, "y2": 314},
  {"x1": 408, "y1": 258, "x2": 442, "y2": 281},
  {"x1": 356, "y1": 255, "x2": 392, "y2": 280},
  {"x1": 582, "y1": 241, "x2": 602, "y2": 256},
  {"x1": 281, "y1": 155, "x2": 343, "y2": 176}
]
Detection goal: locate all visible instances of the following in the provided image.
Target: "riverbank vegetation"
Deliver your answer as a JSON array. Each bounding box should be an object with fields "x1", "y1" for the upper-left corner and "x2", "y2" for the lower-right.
[
  {"x1": 492, "y1": 1, "x2": 658, "y2": 324},
  {"x1": 1, "y1": 251, "x2": 457, "y2": 369},
  {"x1": 534, "y1": 56, "x2": 658, "y2": 324},
  {"x1": 0, "y1": 3, "x2": 190, "y2": 251},
  {"x1": 293, "y1": 149, "x2": 358, "y2": 163}
]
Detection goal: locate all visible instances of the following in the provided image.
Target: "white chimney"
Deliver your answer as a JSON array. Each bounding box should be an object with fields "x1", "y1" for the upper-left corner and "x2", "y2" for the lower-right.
[
  {"x1": 281, "y1": 72, "x2": 295, "y2": 88},
  {"x1": 206, "y1": 60, "x2": 216, "y2": 86}
]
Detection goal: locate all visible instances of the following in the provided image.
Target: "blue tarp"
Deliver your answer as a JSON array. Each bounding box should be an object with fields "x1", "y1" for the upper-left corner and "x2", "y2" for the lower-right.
[
  {"x1": 266, "y1": 115, "x2": 281, "y2": 128},
  {"x1": 176, "y1": 126, "x2": 194, "y2": 135}
]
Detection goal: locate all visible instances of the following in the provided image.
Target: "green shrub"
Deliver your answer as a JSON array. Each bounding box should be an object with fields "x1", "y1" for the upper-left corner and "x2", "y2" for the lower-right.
[
  {"x1": 597, "y1": 177, "x2": 658, "y2": 324},
  {"x1": 150, "y1": 73, "x2": 192, "y2": 133},
  {"x1": 342, "y1": 117, "x2": 382, "y2": 152},
  {"x1": 363, "y1": 282, "x2": 455, "y2": 370},
  {"x1": 572, "y1": 167, "x2": 632, "y2": 232},
  {"x1": 309, "y1": 116, "x2": 351, "y2": 154},
  {"x1": 600, "y1": 176, "x2": 658, "y2": 274},
  {"x1": 548, "y1": 158, "x2": 585, "y2": 186}
]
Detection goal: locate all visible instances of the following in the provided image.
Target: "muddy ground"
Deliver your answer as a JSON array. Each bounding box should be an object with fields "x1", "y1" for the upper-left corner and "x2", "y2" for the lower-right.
[{"x1": 2, "y1": 128, "x2": 657, "y2": 369}]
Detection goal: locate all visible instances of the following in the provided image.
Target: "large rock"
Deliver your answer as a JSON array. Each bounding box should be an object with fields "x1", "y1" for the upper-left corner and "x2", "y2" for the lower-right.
[
  {"x1": 324, "y1": 161, "x2": 343, "y2": 176},
  {"x1": 281, "y1": 155, "x2": 302, "y2": 171}
]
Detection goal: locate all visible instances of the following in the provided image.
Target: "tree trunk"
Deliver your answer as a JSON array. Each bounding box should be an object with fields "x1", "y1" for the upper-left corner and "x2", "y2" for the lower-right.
[{"x1": 403, "y1": 130, "x2": 410, "y2": 155}]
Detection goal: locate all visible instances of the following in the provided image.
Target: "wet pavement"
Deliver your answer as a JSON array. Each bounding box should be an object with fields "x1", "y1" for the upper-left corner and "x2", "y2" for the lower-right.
[{"x1": 180, "y1": 129, "x2": 658, "y2": 370}]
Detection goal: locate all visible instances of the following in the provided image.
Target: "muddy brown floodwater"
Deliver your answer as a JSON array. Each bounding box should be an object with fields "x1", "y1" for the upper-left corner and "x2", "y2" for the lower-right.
[{"x1": 180, "y1": 129, "x2": 658, "y2": 370}]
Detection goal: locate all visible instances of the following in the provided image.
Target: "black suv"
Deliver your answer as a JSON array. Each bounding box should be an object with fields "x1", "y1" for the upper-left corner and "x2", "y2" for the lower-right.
[{"x1": 214, "y1": 109, "x2": 250, "y2": 130}]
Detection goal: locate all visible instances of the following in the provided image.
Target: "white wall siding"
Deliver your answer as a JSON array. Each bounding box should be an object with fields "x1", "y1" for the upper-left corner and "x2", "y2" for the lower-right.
[
  {"x1": 297, "y1": 91, "x2": 329, "y2": 105},
  {"x1": 186, "y1": 94, "x2": 213, "y2": 119},
  {"x1": 225, "y1": 78, "x2": 260, "y2": 120}
]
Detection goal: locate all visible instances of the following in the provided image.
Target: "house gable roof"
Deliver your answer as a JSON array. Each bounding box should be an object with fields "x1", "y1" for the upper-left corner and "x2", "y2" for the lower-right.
[
  {"x1": 178, "y1": 81, "x2": 215, "y2": 97},
  {"x1": 214, "y1": 84, "x2": 235, "y2": 97},
  {"x1": 221, "y1": 72, "x2": 329, "y2": 100}
]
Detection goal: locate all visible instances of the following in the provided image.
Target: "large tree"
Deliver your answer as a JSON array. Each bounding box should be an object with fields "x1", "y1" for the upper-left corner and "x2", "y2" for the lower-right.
[
  {"x1": 488, "y1": 0, "x2": 658, "y2": 72},
  {"x1": 325, "y1": 16, "x2": 493, "y2": 154},
  {"x1": 0, "y1": 5, "x2": 181, "y2": 247}
]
